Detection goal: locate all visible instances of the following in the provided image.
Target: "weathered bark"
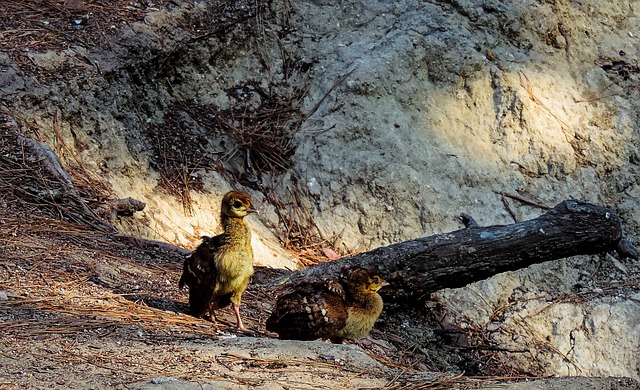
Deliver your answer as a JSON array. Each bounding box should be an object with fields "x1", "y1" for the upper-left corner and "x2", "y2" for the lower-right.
[
  {"x1": 1, "y1": 112, "x2": 116, "y2": 233},
  {"x1": 283, "y1": 200, "x2": 637, "y2": 302}
]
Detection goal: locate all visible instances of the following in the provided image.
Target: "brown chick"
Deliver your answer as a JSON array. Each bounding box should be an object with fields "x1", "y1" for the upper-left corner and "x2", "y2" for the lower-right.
[
  {"x1": 179, "y1": 190, "x2": 257, "y2": 330},
  {"x1": 266, "y1": 267, "x2": 386, "y2": 343}
]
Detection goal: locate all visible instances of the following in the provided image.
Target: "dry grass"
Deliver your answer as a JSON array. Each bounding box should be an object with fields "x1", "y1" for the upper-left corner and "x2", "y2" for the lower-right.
[
  {"x1": 2, "y1": 0, "x2": 345, "y2": 267},
  {"x1": 264, "y1": 185, "x2": 347, "y2": 267},
  {"x1": 1, "y1": 110, "x2": 560, "y2": 389},
  {"x1": 0, "y1": 0, "x2": 180, "y2": 83},
  {"x1": 140, "y1": 2, "x2": 348, "y2": 266},
  {"x1": 1, "y1": 111, "x2": 216, "y2": 339},
  {"x1": 430, "y1": 275, "x2": 640, "y2": 379},
  {"x1": 0, "y1": 209, "x2": 275, "y2": 340},
  {"x1": 0, "y1": 5, "x2": 610, "y2": 390},
  {"x1": 214, "y1": 79, "x2": 309, "y2": 174},
  {"x1": 0, "y1": 116, "x2": 114, "y2": 231},
  {"x1": 3, "y1": 292, "x2": 218, "y2": 338},
  {"x1": 0, "y1": 128, "x2": 504, "y2": 388},
  {"x1": 0, "y1": 0, "x2": 148, "y2": 50}
]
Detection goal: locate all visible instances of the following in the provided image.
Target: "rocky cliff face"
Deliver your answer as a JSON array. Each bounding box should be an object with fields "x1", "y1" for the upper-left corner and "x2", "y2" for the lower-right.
[
  {"x1": 1, "y1": 0, "x2": 638, "y2": 381},
  {"x1": 287, "y1": 0, "x2": 640, "y2": 379}
]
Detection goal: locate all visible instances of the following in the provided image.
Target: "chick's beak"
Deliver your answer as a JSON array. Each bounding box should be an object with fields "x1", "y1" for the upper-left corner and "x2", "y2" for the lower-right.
[
  {"x1": 372, "y1": 281, "x2": 390, "y2": 292},
  {"x1": 247, "y1": 204, "x2": 258, "y2": 214}
]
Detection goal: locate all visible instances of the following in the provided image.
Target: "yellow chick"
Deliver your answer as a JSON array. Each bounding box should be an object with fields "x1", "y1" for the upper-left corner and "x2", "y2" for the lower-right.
[
  {"x1": 266, "y1": 267, "x2": 386, "y2": 343},
  {"x1": 179, "y1": 190, "x2": 257, "y2": 330}
]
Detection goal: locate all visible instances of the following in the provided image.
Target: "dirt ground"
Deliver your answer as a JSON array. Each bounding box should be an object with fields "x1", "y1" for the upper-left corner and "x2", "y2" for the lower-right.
[
  {"x1": 1, "y1": 112, "x2": 637, "y2": 388},
  {"x1": 1, "y1": 0, "x2": 640, "y2": 389}
]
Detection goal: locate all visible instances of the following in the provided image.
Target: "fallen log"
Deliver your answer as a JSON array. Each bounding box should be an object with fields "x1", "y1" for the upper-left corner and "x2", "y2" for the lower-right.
[{"x1": 281, "y1": 200, "x2": 637, "y2": 302}]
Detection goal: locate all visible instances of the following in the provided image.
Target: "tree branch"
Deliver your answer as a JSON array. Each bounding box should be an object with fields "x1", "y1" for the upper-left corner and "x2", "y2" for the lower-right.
[{"x1": 280, "y1": 200, "x2": 636, "y2": 302}]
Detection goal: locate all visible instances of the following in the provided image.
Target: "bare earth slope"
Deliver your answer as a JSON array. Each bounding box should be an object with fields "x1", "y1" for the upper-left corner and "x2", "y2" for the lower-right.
[{"x1": 1, "y1": 0, "x2": 639, "y2": 388}]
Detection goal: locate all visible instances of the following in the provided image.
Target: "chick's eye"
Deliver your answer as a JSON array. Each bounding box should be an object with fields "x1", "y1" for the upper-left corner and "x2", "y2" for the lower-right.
[
  {"x1": 372, "y1": 276, "x2": 380, "y2": 284},
  {"x1": 233, "y1": 201, "x2": 242, "y2": 208}
]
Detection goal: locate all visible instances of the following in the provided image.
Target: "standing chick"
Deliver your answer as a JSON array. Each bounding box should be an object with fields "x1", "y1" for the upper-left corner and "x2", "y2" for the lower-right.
[
  {"x1": 179, "y1": 190, "x2": 257, "y2": 330},
  {"x1": 266, "y1": 267, "x2": 386, "y2": 343}
]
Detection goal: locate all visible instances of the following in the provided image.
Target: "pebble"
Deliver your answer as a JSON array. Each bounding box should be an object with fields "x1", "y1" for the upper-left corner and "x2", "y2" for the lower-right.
[{"x1": 149, "y1": 377, "x2": 176, "y2": 384}]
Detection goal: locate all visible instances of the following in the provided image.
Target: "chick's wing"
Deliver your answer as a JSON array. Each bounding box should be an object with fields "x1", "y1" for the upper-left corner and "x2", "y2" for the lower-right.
[{"x1": 266, "y1": 280, "x2": 348, "y2": 341}]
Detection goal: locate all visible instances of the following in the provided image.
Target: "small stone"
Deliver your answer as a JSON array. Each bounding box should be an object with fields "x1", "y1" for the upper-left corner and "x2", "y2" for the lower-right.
[
  {"x1": 0, "y1": 291, "x2": 7, "y2": 300},
  {"x1": 607, "y1": 254, "x2": 628, "y2": 274},
  {"x1": 149, "y1": 377, "x2": 176, "y2": 384},
  {"x1": 307, "y1": 177, "x2": 322, "y2": 196}
]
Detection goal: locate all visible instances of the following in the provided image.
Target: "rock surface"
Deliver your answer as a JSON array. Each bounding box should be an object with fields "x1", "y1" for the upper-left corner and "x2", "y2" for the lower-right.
[{"x1": 1, "y1": 0, "x2": 639, "y2": 387}]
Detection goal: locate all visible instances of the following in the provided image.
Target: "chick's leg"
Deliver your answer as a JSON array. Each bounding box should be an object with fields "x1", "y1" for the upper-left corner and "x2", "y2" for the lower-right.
[
  {"x1": 230, "y1": 276, "x2": 251, "y2": 330},
  {"x1": 231, "y1": 302, "x2": 245, "y2": 330},
  {"x1": 207, "y1": 303, "x2": 219, "y2": 327}
]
